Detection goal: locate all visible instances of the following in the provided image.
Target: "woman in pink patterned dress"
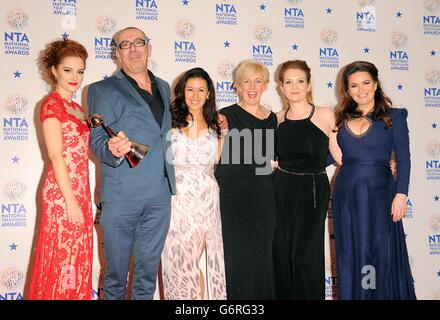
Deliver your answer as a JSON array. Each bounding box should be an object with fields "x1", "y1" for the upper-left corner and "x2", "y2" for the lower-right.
[
  {"x1": 161, "y1": 68, "x2": 226, "y2": 300},
  {"x1": 29, "y1": 39, "x2": 93, "y2": 300}
]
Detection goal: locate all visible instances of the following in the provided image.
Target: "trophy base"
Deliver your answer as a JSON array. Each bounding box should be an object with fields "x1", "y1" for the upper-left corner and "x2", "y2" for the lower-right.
[{"x1": 126, "y1": 142, "x2": 150, "y2": 168}]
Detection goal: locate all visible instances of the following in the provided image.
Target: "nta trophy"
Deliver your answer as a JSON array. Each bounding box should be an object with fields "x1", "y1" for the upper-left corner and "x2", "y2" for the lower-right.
[{"x1": 89, "y1": 114, "x2": 149, "y2": 168}]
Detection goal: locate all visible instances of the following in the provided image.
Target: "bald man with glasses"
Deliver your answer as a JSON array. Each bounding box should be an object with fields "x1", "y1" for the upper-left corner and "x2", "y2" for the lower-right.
[{"x1": 88, "y1": 27, "x2": 175, "y2": 300}]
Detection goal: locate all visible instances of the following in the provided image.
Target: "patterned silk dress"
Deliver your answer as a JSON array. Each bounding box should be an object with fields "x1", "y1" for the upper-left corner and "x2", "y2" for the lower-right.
[
  {"x1": 161, "y1": 128, "x2": 226, "y2": 300},
  {"x1": 29, "y1": 92, "x2": 93, "y2": 300}
]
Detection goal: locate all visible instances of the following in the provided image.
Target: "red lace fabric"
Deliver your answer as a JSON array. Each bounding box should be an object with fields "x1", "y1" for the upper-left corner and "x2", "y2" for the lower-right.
[{"x1": 29, "y1": 92, "x2": 93, "y2": 300}]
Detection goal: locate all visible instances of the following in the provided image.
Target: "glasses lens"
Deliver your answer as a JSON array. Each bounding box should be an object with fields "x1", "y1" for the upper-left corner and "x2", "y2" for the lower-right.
[
  {"x1": 118, "y1": 39, "x2": 146, "y2": 49},
  {"x1": 119, "y1": 41, "x2": 130, "y2": 49},
  {"x1": 133, "y1": 39, "x2": 146, "y2": 47}
]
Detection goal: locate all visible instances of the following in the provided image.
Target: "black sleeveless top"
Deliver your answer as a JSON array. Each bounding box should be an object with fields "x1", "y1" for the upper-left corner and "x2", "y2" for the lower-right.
[
  {"x1": 276, "y1": 105, "x2": 329, "y2": 172},
  {"x1": 216, "y1": 104, "x2": 277, "y2": 178}
]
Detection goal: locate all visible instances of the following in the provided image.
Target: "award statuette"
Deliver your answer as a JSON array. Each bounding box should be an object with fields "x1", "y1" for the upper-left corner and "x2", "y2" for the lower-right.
[{"x1": 89, "y1": 114, "x2": 149, "y2": 168}]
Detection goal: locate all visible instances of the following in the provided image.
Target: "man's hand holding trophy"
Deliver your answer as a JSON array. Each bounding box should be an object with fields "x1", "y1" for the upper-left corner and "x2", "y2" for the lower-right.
[{"x1": 88, "y1": 114, "x2": 149, "y2": 168}]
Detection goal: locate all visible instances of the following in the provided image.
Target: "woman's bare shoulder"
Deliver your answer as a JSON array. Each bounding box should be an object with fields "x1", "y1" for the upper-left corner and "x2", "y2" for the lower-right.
[{"x1": 276, "y1": 109, "x2": 286, "y2": 125}]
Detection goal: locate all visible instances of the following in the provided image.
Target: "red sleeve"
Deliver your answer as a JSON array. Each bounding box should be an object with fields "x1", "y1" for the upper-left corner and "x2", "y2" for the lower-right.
[{"x1": 40, "y1": 95, "x2": 65, "y2": 124}]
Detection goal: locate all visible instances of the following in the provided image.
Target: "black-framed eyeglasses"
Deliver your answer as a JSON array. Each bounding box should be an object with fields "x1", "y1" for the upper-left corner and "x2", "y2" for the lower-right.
[{"x1": 118, "y1": 38, "x2": 148, "y2": 50}]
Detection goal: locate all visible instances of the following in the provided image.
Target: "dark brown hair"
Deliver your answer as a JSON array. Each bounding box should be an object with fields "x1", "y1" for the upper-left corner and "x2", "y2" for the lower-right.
[
  {"x1": 335, "y1": 61, "x2": 392, "y2": 129},
  {"x1": 171, "y1": 67, "x2": 221, "y2": 138},
  {"x1": 40, "y1": 39, "x2": 88, "y2": 85},
  {"x1": 278, "y1": 60, "x2": 313, "y2": 106}
]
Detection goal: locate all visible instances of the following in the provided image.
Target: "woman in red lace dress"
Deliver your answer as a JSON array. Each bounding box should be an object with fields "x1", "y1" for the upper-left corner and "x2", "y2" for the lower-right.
[{"x1": 29, "y1": 39, "x2": 93, "y2": 300}]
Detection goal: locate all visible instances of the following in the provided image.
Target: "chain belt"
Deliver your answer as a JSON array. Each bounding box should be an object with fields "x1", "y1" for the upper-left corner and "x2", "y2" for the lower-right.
[{"x1": 277, "y1": 166, "x2": 326, "y2": 208}]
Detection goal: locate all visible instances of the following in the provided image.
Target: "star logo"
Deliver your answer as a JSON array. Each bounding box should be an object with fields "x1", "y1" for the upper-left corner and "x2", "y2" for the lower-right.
[
  {"x1": 329, "y1": 233, "x2": 335, "y2": 240},
  {"x1": 12, "y1": 155, "x2": 20, "y2": 164},
  {"x1": 431, "y1": 50, "x2": 436, "y2": 56},
  {"x1": 397, "y1": 84, "x2": 404, "y2": 91},
  {"x1": 327, "y1": 81, "x2": 334, "y2": 88},
  {"x1": 326, "y1": 8, "x2": 333, "y2": 14},
  {"x1": 259, "y1": 4, "x2": 266, "y2": 11},
  {"x1": 432, "y1": 123, "x2": 438, "y2": 129},
  {"x1": 182, "y1": 0, "x2": 189, "y2": 6},
  {"x1": 396, "y1": 11, "x2": 402, "y2": 18},
  {"x1": 364, "y1": 47, "x2": 370, "y2": 54},
  {"x1": 62, "y1": 32, "x2": 69, "y2": 40},
  {"x1": 434, "y1": 195, "x2": 439, "y2": 202},
  {"x1": 14, "y1": 70, "x2": 22, "y2": 78},
  {"x1": 224, "y1": 41, "x2": 231, "y2": 48},
  {"x1": 292, "y1": 44, "x2": 299, "y2": 50},
  {"x1": 9, "y1": 243, "x2": 18, "y2": 251},
  {"x1": 437, "y1": 270, "x2": 440, "y2": 277}
]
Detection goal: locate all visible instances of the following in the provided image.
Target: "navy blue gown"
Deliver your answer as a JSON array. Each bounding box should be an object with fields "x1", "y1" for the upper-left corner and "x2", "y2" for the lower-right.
[{"x1": 333, "y1": 108, "x2": 416, "y2": 300}]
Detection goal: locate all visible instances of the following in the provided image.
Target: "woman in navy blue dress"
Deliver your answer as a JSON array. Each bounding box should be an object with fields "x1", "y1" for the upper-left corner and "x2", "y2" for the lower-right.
[{"x1": 330, "y1": 61, "x2": 416, "y2": 299}]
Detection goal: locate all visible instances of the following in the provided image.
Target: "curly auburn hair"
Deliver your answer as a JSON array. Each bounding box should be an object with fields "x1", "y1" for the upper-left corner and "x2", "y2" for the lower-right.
[{"x1": 39, "y1": 39, "x2": 88, "y2": 86}]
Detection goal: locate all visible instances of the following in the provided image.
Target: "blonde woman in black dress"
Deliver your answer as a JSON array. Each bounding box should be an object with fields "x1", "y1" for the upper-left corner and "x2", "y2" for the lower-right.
[{"x1": 215, "y1": 60, "x2": 277, "y2": 299}]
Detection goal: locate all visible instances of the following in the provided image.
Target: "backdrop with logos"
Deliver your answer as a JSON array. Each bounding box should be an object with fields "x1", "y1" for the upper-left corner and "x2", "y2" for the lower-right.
[{"x1": 0, "y1": 0, "x2": 439, "y2": 300}]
